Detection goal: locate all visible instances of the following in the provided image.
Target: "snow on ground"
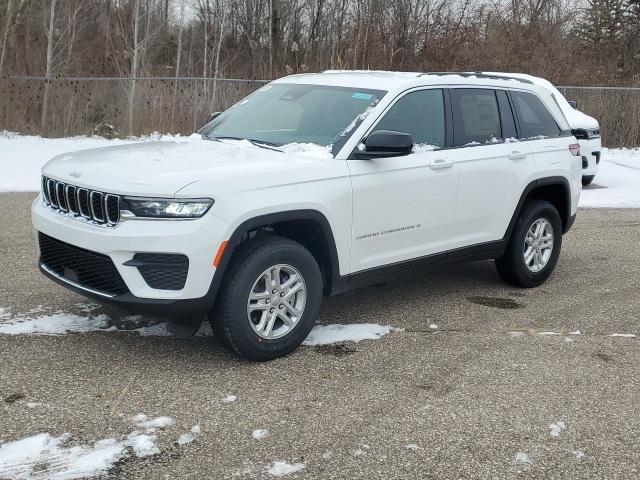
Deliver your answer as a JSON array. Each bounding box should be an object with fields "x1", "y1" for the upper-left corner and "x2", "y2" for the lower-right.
[
  {"x1": 0, "y1": 414, "x2": 175, "y2": 479},
  {"x1": 0, "y1": 307, "x2": 168, "y2": 337},
  {"x1": 0, "y1": 305, "x2": 400, "y2": 347},
  {"x1": 515, "y1": 452, "x2": 530, "y2": 463},
  {"x1": 579, "y1": 148, "x2": 640, "y2": 208},
  {"x1": 1, "y1": 132, "x2": 638, "y2": 208},
  {"x1": 302, "y1": 323, "x2": 396, "y2": 346},
  {"x1": 252, "y1": 429, "x2": 269, "y2": 440},
  {"x1": 266, "y1": 461, "x2": 306, "y2": 476},
  {"x1": 222, "y1": 394, "x2": 238, "y2": 404},
  {"x1": 177, "y1": 425, "x2": 201, "y2": 446},
  {"x1": 549, "y1": 421, "x2": 566, "y2": 438},
  {"x1": 0, "y1": 131, "x2": 198, "y2": 192}
]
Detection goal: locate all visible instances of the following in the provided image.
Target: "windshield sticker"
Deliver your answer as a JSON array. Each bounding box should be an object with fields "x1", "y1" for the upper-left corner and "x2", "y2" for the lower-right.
[{"x1": 352, "y1": 92, "x2": 373, "y2": 100}]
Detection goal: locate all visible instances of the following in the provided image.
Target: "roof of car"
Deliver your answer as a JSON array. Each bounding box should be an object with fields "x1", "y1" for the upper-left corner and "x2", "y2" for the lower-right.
[
  {"x1": 271, "y1": 69, "x2": 573, "y2": 131},
  {"x1": 272, "y1": 70, "x2": 541, "y2": 92}
]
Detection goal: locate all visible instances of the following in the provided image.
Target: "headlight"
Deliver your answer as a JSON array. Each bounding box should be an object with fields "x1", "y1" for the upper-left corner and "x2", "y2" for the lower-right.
[{"x1": 121, "y1": 197, "x2": 213, "y2": 219}]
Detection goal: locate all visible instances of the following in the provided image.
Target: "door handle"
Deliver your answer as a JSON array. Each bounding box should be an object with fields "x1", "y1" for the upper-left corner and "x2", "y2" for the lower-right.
[
  {"x1": 428, "y1": 159, "x2": 453, "y2": 170},
  {"x1": 507, "y1": 151, "x2": 527, "y2": 160}
]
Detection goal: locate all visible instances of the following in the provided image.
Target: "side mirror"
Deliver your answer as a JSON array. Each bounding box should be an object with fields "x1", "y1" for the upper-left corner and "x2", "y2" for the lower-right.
[
  {"x1": 356, "y1": 130, "x2": 413, "y2": 158},
  {"x1": 207, "y1": 111, "x2": 222, "y2": 123},
  {"x1": 568, "y1": 100, "x2": 578, "y2": 110}
]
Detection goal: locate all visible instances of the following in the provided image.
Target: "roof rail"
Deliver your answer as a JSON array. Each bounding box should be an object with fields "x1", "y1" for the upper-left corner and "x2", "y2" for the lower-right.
[{"x1": 419, "y1": 71, "x2": 534, "y2": 84}]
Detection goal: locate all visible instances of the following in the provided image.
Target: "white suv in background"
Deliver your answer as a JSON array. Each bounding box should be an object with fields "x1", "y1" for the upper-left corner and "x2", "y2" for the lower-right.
[
  {"x1": 484, "y1": 72, "x2": 602, "y2": 185},
  {"x1": 32, "y1": 71, "x2": 583, "y2": 360}
]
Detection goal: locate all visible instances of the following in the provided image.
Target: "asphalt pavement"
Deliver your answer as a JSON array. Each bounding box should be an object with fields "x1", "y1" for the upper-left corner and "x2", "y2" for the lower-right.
[{"x1": 1, "y1": 192, "x2": 639, "y2": 479}]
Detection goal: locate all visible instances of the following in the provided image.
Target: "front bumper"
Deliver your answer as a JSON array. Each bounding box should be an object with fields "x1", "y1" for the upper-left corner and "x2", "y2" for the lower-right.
[
  {"x1": 32, "y1": 195, "x2": 230, "y2": 319},
  {"x1": 578, "y1": 137, "x2": 601, "y2": 177}
]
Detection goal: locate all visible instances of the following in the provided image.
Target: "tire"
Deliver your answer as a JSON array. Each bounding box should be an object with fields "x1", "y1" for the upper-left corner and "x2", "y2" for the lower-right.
[
  {"x1": 210, "y1": 236, "x2": 323, "y2": 361},
  {"x1": 582, "y1": 175, "x2": 595, "y2": 186},
  {"x1": 495, "y1": 200, "x2": 563, "y2": 288}
]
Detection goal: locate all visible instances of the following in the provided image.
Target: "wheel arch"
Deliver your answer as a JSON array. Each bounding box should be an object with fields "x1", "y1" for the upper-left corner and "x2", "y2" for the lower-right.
[
  {"x1": 213, "y1": 209, "x2": 341, "y2": 298},
  {"x1": 505, "y1": 177, "x2": 572, "y2": 241}
]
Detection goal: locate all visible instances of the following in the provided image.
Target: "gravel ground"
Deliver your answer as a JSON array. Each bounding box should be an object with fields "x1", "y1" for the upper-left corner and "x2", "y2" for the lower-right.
[{"x1": 1, "y1": 192, "x2": 639, "y2": 479}]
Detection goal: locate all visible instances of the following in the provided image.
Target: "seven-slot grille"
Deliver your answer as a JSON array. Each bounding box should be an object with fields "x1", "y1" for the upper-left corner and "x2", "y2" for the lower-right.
[{"x1": 41, "y1": 176, "x2": 120, "y2": 225}]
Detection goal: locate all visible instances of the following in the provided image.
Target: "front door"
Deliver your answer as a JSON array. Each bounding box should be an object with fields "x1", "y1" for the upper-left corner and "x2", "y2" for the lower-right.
[{"x1": 347, "y1": 88, "x2": 460, "y2": 273}]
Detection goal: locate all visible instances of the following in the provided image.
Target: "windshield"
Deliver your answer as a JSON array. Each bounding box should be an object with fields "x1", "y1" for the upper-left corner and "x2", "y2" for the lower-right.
[{"x1": 200, "y1": 83, "x2": 386, "y2": 154}]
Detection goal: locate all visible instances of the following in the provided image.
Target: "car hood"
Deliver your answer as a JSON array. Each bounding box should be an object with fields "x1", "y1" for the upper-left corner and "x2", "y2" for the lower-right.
[{"x1": 42, "y1": 138, "x2": 328, "y2": 197}]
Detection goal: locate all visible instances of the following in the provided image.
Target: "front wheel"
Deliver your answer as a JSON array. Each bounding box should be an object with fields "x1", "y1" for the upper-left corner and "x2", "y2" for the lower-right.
[
  {"x1": 495, "y1": 200, "x2": 563, "y2": 288},
  {"x1": 582, "y1": 175, "x2": 595, "y2": 186},
  {"x1": 210, "y1": 236, "x2": 323, "y2": 361}
]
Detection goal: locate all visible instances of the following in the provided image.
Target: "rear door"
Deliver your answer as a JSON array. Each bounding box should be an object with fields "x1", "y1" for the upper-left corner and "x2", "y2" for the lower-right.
[
  {"x1": 452, "y1": 88, "x2": 538, "y2": 246},
  {"x1": 509, "y1": 90, "x2": 572, "y2": 173},
  {"x1": 347, "y1": 88, "x2": 460, "y2": 273}
]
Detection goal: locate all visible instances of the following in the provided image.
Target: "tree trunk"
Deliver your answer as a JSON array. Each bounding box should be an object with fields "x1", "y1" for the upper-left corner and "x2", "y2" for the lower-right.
[
  {"x1": 210, "y1": 6, "x2": 226, "y2": 112},
  {"x1": 270, "y1": 0, "x2": 279, "y2": 77},
  {"x1": 128, "y1": 0, "x2": 140, "y2": 137},
  {"x1": 171, "y1": 0, "x2": 185, "y2": 126},
  {"x1": 41, "y1": 0, "x2": 57, "y2": 136}
]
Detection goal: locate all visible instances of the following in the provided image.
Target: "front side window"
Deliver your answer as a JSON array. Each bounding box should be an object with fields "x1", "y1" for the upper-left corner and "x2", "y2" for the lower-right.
[
  {"x1": 510, "y1": 91, "x2": 561, "y2": 139},
  {"x1": 450, "y1": 89, "x2": 502, "y2": 146},
  {"x1": 371, "y1": 89, "x2": 445, "y2": 148},
  {"x1": 199, "y1": 84, "x2": 386, "y2": 153}
]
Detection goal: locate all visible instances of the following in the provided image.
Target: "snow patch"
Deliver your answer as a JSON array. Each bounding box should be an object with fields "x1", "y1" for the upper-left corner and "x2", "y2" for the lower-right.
[
  {"x1": 0, "y1": 131, "x2": 200, "y2": 192},
  {"x1": 222, "y1": 394, "x2": 237, "y2": 404},
  {"x1": 252, "y1": 429, "x2": 269, "y2": 440},
  {"x1": 405, "y1": 443, "x2": 419, "y2": 450},
  {"x1": 0, "y1": 312, "x2": 112, "y2": 335},
  {"x1": 549, "y1": 421, "x2": 566, "y2": 437},
  {"x1": 0, "y1": 413, "x2": 175, "y2": 479},
  {"x1": 429, "y1": 323, "x2": 438, "y2": 330},
  {"x1": 580, "y1": 148, "x2": 640, "y2": 208},
  {"x1": 267, "y1": 461, "x2": 305, "y2": 476},
  {"x1": 133, "y1": 414, "x2": 174, "y2": 431},
  {"x1": 279, "y1": 142, "x2": 333, "y2": 159},
  {"x1": 515, "y1": 452, "x2": 530, "y2": 463},
  {"x1": 0, "y1": 309, "x2": 174, "y2": 337},
  {"x1": 303, "y1": 323, "x2": 395, "y2": 346}
]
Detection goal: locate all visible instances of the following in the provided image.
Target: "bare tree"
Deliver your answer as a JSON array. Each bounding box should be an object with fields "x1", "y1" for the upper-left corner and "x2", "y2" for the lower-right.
[
  {"x1": 127, "y1": 0, "x2": 140, "y2": 136},
  {"x1": 40, "y1": 0, "x2": 57, "y2": 134}
]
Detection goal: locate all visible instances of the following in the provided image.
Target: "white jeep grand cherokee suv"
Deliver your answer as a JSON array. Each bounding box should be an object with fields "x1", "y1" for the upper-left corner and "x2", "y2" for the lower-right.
[{"x1": 32, "y1": 71, "x2": 582, "y2": 360}]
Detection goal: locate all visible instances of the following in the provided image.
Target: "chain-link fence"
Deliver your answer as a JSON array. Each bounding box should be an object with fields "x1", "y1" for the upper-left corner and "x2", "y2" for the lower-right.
[
  {"x1": 0, "y1": 77, "x2": 268, "y2": 138},
  {"x1": 0, "y1": 77, "x2": 638, "y2": 147},
  {"x1": 560, "y1": 86, "x2": 640, "y2": 148}
]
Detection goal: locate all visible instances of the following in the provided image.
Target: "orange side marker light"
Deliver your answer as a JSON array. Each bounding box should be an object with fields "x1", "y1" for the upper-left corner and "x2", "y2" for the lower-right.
[{"x1": 213, "y1": 240, "x2": 228, "y2": 267}]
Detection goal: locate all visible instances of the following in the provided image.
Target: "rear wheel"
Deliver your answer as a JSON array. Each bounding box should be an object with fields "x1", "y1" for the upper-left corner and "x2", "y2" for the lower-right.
[
  {"x1": 210, "y1": 236, "x2": 322, "y2": 361},
  {"x1": 495, "y1": 200, "x2": 562, "y2": 288},
  {"x1": 582, "y1": 175, "x2": 595, "y2": 186}
]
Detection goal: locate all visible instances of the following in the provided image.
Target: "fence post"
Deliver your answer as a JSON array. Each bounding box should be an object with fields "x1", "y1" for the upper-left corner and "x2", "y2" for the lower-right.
[{"x1": 192, "y1": 79, "x2": 199, "y2": 132}]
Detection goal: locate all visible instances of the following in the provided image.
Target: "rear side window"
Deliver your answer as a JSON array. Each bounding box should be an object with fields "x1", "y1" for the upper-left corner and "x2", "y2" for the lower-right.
[
  {"x1": 450, "y1": 89, "x2": 502, "y2": 146},
  {"x1": 496, "y1": 90, "x2": 517, "y2": 140},
  {"x1": 510, "y1": 91, "x2": 561, "y2": 139},
  {"x1": 372, "y1": 89, "x2": 445, "y2": 148}
]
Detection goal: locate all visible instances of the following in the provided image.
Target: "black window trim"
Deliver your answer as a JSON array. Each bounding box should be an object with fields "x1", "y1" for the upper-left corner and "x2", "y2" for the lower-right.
[
  {"x1": 348, "y1": 85, "x2": 449, "y2": 158},
  {"x1": 346, "y1": 85, "x2": 573, "y2": 159},
  {"x1": 506, "y1": 88, "x2": 573, "y2": 140}
]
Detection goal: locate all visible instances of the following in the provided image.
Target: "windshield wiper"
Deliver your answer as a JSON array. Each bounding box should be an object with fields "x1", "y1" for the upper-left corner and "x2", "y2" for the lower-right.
[{"x1": 207, "y1": 135, "x2": 283, "y2": 152}]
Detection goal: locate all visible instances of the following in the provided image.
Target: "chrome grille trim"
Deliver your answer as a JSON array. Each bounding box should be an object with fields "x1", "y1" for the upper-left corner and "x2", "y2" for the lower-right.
[
  {"x1": 104, "y1": 194, "x2": 120, "y2": 225},
  {"x1": 77, "y1": 188, "x2": 91, "y2": 218},
  {"x1": 90, "y1": 191, "x2": 105, "y2": 222},
  {"x1": 41, "y1": 176, "x2": 121, "y2": 227},
  {"x1": 47, "y1": 179, "x2": 58, "y2": 208},
  {"x1": 65, "y1": 185, "x2": 78, "y2": 215},
  {"x1": 42, "y1": 177, "x2": 50, "y2": 203},
  {"x1": 56, "y1": 182, "x2": 68, "y2": 212}
]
